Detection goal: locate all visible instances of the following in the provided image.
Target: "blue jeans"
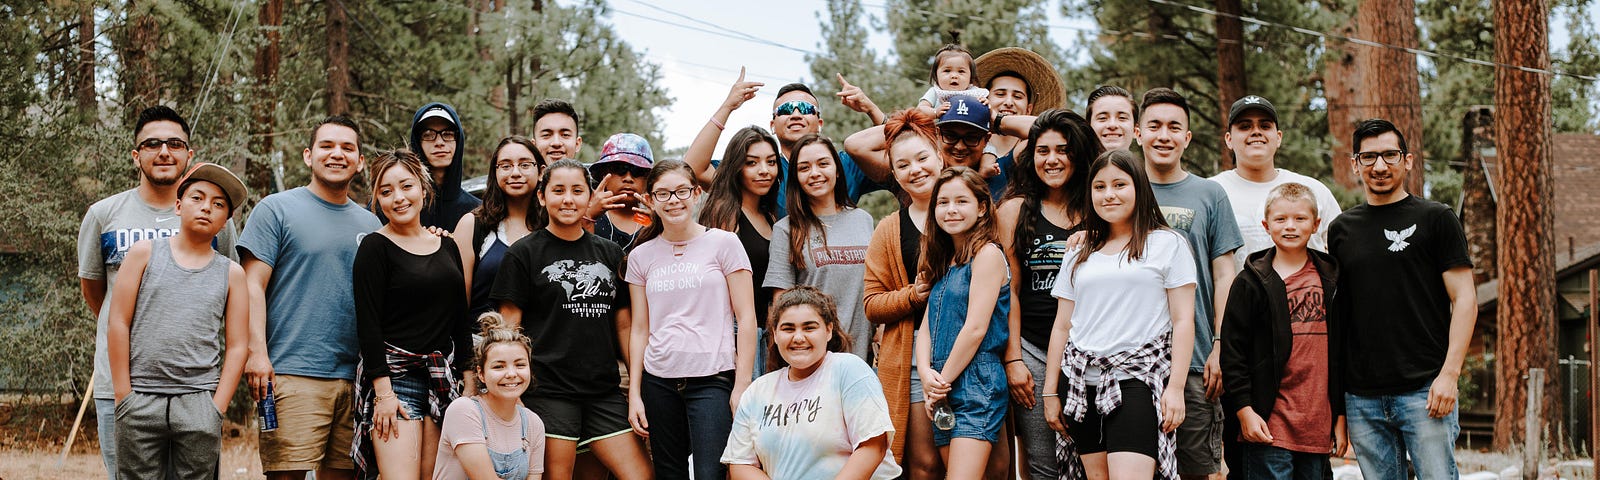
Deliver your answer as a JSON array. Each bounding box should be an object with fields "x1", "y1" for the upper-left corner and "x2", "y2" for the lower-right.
[
  {"x1": 96, "y1": 398, "x2": 119, "y2": 480},
  {"x1": 641, "y1": 370, "x2": 734, "y2": 480},
  {"x1": 1344, "y1": 387, "x2": 1459, "y2": 479},
  {"x1": 1237, "y1": 442, "x2": 1331, "y2": 480}
]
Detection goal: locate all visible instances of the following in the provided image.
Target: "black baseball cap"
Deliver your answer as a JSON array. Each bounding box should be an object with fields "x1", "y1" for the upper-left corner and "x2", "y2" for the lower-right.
[{"x1": 1227, "y1": 95, "x2": 1277, "y2": 126}]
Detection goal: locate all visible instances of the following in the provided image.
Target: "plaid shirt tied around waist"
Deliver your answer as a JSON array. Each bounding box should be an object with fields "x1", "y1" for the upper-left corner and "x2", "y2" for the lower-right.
[
  {"x1": 352, "y1": 343, "x2": 459, "y2": 479},
  {"x1": 1055, "y1": 330, "x2": 1179, "y2": 480}
]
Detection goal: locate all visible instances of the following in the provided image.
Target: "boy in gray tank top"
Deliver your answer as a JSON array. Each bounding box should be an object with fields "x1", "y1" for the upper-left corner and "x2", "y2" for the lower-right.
[{"x1": 107, "y1": 163, "x2": 250, "y2": 480}]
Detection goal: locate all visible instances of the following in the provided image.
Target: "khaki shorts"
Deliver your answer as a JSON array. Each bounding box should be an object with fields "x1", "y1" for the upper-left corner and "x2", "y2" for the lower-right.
[{"x1": 259, "y1": 374, "x2": 356, "y2": 472}]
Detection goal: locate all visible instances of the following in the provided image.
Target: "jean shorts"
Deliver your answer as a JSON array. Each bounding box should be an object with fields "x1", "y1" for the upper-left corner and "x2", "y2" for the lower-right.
[{"x1": 388, "y1": 371, "x2": 432, "y2": 421}]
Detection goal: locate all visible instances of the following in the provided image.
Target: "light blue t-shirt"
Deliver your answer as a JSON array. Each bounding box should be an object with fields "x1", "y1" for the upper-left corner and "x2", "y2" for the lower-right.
[
  {"x1": 236, "y1": 187, "x2": 382, "y2": 380},
  {"x1": 1150, "y1": 174, "x2": 1243, "y2": 372}
]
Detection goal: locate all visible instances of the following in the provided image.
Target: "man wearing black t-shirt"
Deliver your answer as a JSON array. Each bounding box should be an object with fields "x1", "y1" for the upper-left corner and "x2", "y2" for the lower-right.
[{"x1": 1327, "y1": 119, "x2": 1475, "y2": 479}]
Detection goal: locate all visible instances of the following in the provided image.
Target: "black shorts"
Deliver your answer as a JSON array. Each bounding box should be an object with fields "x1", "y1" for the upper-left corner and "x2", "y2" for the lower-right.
[
  {"x1": 1063, "y1": 379, "x2": 1160, "y2": 460},
  {"x1": 524, "y1": 392, "x2": 633, "y2": 446}
]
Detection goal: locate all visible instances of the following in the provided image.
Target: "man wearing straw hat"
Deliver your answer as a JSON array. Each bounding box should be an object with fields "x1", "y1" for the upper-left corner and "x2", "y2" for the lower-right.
[{"x1": 77, "y1": 105, "x2": 238, "y2": 478}]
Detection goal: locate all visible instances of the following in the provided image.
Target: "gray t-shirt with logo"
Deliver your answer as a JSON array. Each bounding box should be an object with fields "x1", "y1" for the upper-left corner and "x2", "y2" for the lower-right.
[
  {"x1": 764, "y1": 208, "x2": 875, "y2": 361},
  {"x1": 1150, "y1": 174, "x2": 1244, "y2": 372},
  {"x1": 77, "y1": 188, "x2": 238, "y2": 399}
]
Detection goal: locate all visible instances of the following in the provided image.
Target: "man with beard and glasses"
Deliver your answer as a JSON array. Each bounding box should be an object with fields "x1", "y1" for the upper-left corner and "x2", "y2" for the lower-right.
[
  {"x1": 78, "y1": 105, "x2": 239, "y2": 479},
  {"x1": 1328, "y1": 119, "x2": 1474, "y2": 480}
]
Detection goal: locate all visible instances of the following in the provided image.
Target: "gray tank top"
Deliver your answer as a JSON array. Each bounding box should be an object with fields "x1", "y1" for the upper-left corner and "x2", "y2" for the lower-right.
[{"x1": 129, "y1": 237, "x2": 231, "y2": 394}]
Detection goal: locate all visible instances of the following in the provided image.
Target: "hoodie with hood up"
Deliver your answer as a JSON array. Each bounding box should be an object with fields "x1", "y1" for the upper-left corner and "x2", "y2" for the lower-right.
[{"x1": 409, "y1": 102, "x2": 480, "y2": 229}]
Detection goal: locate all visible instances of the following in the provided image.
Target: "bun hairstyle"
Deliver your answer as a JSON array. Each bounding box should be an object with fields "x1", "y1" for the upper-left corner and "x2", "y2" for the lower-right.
[
  {"x1": 765, "y1": 286, "x2": 852, "y2": 372},
  {"x1": 474, "y1": 312, "x2": 534, "y2": 387}
]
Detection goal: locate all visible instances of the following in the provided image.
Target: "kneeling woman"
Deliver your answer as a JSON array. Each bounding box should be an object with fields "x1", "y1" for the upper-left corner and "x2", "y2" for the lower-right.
[
  {"x1": 433, "y1": 313, "x2": 547, "y2": 479},
  {"x1": 354, "y1": 150, "x2": 474, "y2": 479},
  {"x1": 722, "y1": 287, "x2": 901, "y2": 480}
]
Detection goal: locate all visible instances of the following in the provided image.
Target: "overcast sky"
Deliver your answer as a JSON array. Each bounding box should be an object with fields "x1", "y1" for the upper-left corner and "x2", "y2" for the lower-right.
[{"x1": 579, "y1": 0, "x2": 1595, "y2": 153}]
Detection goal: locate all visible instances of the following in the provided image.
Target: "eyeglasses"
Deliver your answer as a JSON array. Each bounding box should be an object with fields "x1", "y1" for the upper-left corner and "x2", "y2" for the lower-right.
[
  {"x1": 496, "y1": 161, "x2": 540, "y2": 173},
  {"x1": 420, "y1": 129, "x2": 457, "y2": 142},
  {"x1": 650, "y1": 187, "x2": 696, "y2": 202},
  {"x1": 137, "y1": 138, "x2": 190, "y2": 153},
  {"x1": 773, "y1": 101, "x2": 818, "y2": 117},
  {"x1": 939, "y1": 128, "x2": 986, "y2": 148},
  {"x1": 1353, "y1": 149, "x2": 1404, "y2": 167}
]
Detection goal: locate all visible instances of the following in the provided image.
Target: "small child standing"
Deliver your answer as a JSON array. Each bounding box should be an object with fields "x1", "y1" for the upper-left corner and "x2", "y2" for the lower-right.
[
  {"x1": 914, "y1": 167, "x2": 1011, "y2": 479},
  {"x1": 107, "y1": 163, "x2": 250, "y2": 480},
  {"x1": 1220, "y1": 182, "x2": 1348, "y2": 479}
]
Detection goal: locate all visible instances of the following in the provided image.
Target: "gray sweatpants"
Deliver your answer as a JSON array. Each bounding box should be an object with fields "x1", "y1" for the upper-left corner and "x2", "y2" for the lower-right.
[
  {"x1": 114, "y1": 390, "x2": 222, "y2": 480},
  {"x1": 1016, "y1": 340, "x2": 1061, "y2": 480}
]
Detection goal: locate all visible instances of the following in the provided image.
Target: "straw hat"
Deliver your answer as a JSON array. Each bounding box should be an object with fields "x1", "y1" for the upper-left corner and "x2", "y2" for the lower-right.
[{"x1": 974, "y1": 47, "x2": 1066, "y2": 113}]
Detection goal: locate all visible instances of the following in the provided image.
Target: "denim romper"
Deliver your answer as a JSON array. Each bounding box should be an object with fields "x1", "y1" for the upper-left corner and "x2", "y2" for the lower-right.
[
  {"x1": 471, "y1": 398, "x2": 531, "y2": 480},
  {"x1": 927, "y1": 257, "x2": 1011, "y2": 446}
]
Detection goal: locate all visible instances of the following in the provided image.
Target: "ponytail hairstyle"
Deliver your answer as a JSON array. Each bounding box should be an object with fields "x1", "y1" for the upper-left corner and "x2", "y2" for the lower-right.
[
  {"x1": 1068, "y1": 149, "x2": 1169, "y2": 282},
  {"x1": 918, "y1": 167, "x2": 998, "y2": 285},
  {"x1": 630, "y1": 159, "x2": 700, "y2": 248},
  {"x1": 699, "y1": 126, "x2": 781, "y2": 231},
  {"x1": 784, "y1": 134, "x2": 855, "y2": 269},
  {"x1": 367, "y1": 149, "x2": 435, "y2": 222},
  {"x1": 536, "y1": 159, "x2": 594, "y2": 227},
  {"x1": 929, "y1": 31, "x2": 975, "y2": 87},
  {"x1": 473, "y1": 136, "x2": 545, "y2": 252},
  {"x1": 473, "y1": 312, "x2": 535, "y2": 390},
  {"x1": 765, "y1": 286, "x2": 852, "y2": 372},
  {"x1": 1004, "y1": 109, "x2": 1099, "y2": 258}
]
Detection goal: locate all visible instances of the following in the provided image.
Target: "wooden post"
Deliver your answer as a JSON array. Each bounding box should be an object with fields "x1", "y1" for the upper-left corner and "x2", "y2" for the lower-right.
[
  {"x1": 1589, "y1": 269, "x2": 1596, "y2": 468},
  {"x1": 1525, "y1": 368, "x2": 1544, "y2": 479}
]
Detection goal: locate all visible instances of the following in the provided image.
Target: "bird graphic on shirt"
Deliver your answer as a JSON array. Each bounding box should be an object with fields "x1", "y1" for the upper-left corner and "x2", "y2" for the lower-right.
[{"x1": 1385, "y1": 225, "x2": 1417, "y2": 252}]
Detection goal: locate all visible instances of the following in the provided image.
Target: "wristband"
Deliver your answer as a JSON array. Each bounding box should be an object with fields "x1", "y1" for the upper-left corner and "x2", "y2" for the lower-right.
[
  {"x1": 709, "y1": 116, "x2": 726, "y2": 130},
  {"x1": 1004, "y1": 359, "x2": 1024, "y2": 365},
  {"x1": 1041, "y1": 393, "x2": 1059, "y2": 398}
]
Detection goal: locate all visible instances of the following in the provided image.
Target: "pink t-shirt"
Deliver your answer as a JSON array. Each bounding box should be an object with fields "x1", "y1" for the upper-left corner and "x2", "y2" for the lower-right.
[
  {"x1": 625, "y1": 228, "x2": 752, "y2": 378},
  {"x1": 433, "y1": 397, "x2": 546, "y2": 480}
]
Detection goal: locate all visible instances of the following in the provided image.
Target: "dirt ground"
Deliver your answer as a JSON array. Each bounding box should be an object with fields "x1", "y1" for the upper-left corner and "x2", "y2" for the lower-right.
[{"x1": 0, "y1": 399, "x2": 265, "y2": 480}]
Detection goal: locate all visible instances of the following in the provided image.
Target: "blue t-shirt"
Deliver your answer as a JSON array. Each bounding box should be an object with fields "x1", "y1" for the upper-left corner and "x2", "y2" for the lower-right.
[
  {"x1": 987, "y1": 151, "x2": 1014, "y2": 202},
  {"x1": 236, "y1": 187, "x2": 383, "y2": 380},
  {"x1": 1150, "y1": 174, "x2": 1244, "y2": 372},
  {"x1": 717, "y1": 150, "x2": 888, "y2": 218}
]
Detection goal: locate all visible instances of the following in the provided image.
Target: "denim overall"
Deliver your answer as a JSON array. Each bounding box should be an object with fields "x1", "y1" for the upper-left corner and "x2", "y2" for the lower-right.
[
  {"x1": 927, "y1": 260, "x2": 1011, "y2": 445},
  {"x1": 472, "y1": 398, "x2": 531, "y2": 480}
]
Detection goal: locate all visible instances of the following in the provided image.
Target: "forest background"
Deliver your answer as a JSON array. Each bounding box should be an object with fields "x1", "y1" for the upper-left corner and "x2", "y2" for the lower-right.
[{"x1": 1, "y1": 0, "x2": 1596, "y2": 454}]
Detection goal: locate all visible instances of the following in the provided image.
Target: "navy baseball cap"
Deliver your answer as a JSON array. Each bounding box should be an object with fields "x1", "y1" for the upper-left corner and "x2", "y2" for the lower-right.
[{"x1": 937, "y1": 94, "x2": 991, "y2": 132}]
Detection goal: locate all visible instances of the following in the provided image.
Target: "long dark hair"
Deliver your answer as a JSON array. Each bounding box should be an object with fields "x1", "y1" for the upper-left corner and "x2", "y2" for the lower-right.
[
  {"x1": 919, "y1": 167, "x2": 998, "y2": 285},
  {"x1": 536, "y1": 159, "x2": 592, "y2": 227},
  {"x1": 783, "y1": 134, "x2": 855, "y2": 269},
  {"x1": 1003, "y1": 109, "x2": 1099, "y2": 258},
  {"x1": 474, "y1": 136, "x2": 546, "y2": 248},
  {"x1": 1068, "y1": 149, "x2": 1169, "y2": 281},
  {"x1": 630, "y1": 159, "x2": 699, "y2": 247},
  {"x1": 764, "y1": 286, "x2": 853, "y2": 372},
  {"x1": 699, "y1": 126, "x2": 781, "y2": 231}
]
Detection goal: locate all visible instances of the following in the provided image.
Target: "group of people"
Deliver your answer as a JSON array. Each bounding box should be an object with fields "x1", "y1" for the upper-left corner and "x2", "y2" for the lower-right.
[{"x1": 79, "y1": 42, "x2": 1476, "y2": 480}]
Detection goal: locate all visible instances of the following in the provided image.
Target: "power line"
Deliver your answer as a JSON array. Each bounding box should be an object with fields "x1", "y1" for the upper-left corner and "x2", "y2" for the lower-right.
[
  {"x1": 190, "y1": 0, "x2": 247, "y2": 129},
  {"x1": 609, "y1": 8, "x2": 816, "y2": 56}
]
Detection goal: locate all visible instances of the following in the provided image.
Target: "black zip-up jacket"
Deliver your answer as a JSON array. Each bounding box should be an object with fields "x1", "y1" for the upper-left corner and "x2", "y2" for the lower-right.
[{"x1": 1219, "y1": 247, "x2": 1344, "y2": 421}]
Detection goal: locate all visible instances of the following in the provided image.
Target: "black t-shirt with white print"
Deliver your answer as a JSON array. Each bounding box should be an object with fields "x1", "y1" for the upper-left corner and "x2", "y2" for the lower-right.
[
  {"x1": 490, "y1": 229, "x2": 629, "y2": 398},
  {"x1": 1328, "y1": 195, "x2": 1470, "y2": 395}
]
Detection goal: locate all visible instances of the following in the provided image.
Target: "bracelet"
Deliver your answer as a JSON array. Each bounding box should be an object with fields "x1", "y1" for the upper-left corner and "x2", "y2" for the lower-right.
[
  {"x1": 581, "y1": 216, "x2": 597, "y2": 224},
  {"x1": 374, "y1": 392, "x2": 396, "y2": 401},
  {"x1": 1041, "y1": 393, "x2": 1059, "y2": 398},
  {"x1": 1004, "y1": 359, "x2": 1024, "y2": 365},
  {"x1": 709, "y1": 116, "x2": 726, "y2": 130}
]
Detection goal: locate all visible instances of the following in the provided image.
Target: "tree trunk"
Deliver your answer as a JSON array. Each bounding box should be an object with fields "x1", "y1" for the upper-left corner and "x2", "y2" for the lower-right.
[
  {"x1": 1214, "y1": 0, "x2": 1246, "y2": 171},
  {"x1": 326, "y1": 0, "x2": 351, "y2": 115},
  {"x1": 75, "y1": 0, "x2": 96, "y2": 116},
  {"x1": 249, "y1": 0, "x2": 283, "y2": 201},
  {"x1": 1324, "y1": 1, "x2": 1361, "y2": 189},
  {"x1": 1460, "y1": 107, "x2": 1496, "y2": 285},
  {"x1": 1492, "y1": 0, "x2": 1557, "y2": 453},
  {"x1": 120, "y1": 0, "x2": 161, "y2": 114},
  {"x1": 1356, "y1": 0, "x2": 1425, "y2": 195}
]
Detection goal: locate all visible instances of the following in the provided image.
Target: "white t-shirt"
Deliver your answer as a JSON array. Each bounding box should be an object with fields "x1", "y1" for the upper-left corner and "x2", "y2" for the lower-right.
[
  {"x1": 722, "y1": 352, "x2": 902, "y2": 480},
  {"x1": 1210, "y1": 169, "x2": 1343, "y2": 264},
  {"x1": 1051, "y1": 229, "x2": 1197, "y2": 357}
]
